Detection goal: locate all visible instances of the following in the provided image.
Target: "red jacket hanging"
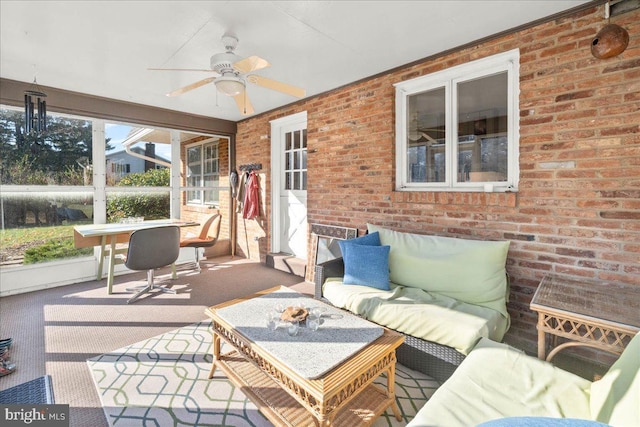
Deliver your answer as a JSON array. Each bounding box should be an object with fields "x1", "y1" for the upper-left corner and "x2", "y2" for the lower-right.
[{"x1": 242, "y1": 170, "x2": 260, "y2": 220}]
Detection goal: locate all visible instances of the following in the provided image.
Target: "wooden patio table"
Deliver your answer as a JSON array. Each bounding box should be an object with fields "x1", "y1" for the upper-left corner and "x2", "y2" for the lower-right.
[
  {"x1": 531, "y1": 274, "x2": 640, "y2": 362},
  {"x1": 205, "y1": 286, "x2": 404, "y2": 427}
]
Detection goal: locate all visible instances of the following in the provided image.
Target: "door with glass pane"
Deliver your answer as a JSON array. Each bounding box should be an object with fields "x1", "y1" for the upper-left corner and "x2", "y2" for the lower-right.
[{"x1": 279, "y1": 123, "x2": 307, "y2": 259}]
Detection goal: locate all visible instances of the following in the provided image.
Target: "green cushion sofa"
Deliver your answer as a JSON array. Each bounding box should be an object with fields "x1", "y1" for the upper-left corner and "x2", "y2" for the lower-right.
[{"x1": 314, "y1": 224, "x2": 511, "y2": 382}]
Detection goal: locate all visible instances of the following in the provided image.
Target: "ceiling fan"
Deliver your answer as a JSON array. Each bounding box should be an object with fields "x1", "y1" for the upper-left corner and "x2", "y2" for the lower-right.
[{"x1": 149, "y1": 35, "x2": 306, "y2": 115}]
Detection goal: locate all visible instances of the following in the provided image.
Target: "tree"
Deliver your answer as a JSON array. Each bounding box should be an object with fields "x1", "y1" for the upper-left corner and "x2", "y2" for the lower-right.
[{"x1": 0, "y1": 108, "x2": 113, "y2": 185}]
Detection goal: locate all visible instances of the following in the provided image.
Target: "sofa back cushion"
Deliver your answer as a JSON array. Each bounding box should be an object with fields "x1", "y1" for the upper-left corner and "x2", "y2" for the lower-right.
[
  {"x1": 368, "y1": 224, "x2": 510, "y2": 317},
  {"x1": 590, "y1": 332, "x2": 640, "y2": 426}
]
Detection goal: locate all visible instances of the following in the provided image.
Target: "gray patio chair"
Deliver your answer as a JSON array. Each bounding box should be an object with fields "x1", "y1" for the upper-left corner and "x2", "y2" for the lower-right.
[{"x1": 122, "y1": 226, "x2": 180, "y2": 304}]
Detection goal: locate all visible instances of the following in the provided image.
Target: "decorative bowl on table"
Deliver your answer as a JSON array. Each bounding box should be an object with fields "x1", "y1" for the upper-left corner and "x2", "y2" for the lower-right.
[{"x1": 280, "y1": 306, "x2": 308, "y2": 322}]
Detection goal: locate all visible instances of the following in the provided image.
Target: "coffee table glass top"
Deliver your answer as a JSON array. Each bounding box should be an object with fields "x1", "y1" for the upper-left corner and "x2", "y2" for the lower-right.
[{"x1": 214, "y1": 287, "x2": 384, "y2": 379}]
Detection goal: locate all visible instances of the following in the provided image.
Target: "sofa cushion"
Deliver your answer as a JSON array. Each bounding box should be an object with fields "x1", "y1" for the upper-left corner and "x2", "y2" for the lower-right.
[
  {"x1": 407, "y1": 338, "x2": 592, "y2": 427},
  {"x1": 323, "y1": 280, "x2": 508, "y2": 354},
  {"x1": 367, "y1": 224, "x2": 510, "y2": 318},
  {"x1": 339, "y1": 243, "x2": 390, "y2": 290},
  {"x1": 590, "y1": 332, "x2": 640, "y2": 426}
]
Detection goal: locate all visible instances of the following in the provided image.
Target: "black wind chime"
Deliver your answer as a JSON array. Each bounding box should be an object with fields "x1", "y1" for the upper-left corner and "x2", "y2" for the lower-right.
[{"x1": 24, "y1": 78, "x2": 47, "y2": 134}]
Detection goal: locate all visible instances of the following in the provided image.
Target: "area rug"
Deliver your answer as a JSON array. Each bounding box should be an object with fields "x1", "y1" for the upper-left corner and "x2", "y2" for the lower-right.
[{"x1": 87, "y1": 321, "x2": 438, "y2": 426}]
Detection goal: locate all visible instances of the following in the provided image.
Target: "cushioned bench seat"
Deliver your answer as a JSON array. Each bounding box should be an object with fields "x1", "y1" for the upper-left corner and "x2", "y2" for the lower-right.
[{"x1": 323, "y1": 279, "x2": 508, "y2": 355}]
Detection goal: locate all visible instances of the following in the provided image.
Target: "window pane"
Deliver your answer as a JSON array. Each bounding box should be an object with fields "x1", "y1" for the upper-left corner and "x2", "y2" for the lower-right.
[
  {"x1": 1, "y1": 107, "x2": 93, "y2": 186},
  {"x1": 406, "y1": 87, "x2": 446, "y2": 183},
  {"x1": 302, "y1": 171, "x2": 307, "y2": 190},
  {"x1": 204, "y1": 189, "x2": 219, "y2": 204},
  {"x1": 185, "y1": 137, "x2": 223, "y2": 206},
  {"x1": 106, "y1": 190, "x2": 170, "y2": 223},
  {"x1": 286, "y1": 152, "x2": 292, "y2": 170},
  {"x1": 285, "y1": 132, "x2": 292, "y2": 150},
  {"x1": 285, "y1": 172, "x2": 292, "y2": 190},
  {"x1": 283, "y1": 128, "x2": 306, "y2": 192},
  {"x1": 294, "y1": 171, "x2": 300, "y2": 190},
  {"x1": 187, "y1": 146, "x2": 201, "y2": 164},
  {"x1": 456, "y1": 72, "x2": 508, "y2": 183},
  {"x1": 1, "y1": 191, "x2": 94, "y2": 268},
  {"x1": 204, "y1": 175, "x2": 218, "y2": 187},
  {"x1": 105, "y1": 124, "x2": 171, "y2": 186},
  {"x1": 294, "y1": 130, "x2": 301, "y2": 149}
]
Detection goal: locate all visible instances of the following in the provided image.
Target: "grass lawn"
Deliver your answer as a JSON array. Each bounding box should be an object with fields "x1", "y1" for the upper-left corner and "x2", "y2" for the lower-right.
[
  {"x1": 0, "y1": 222, "x2": 93, "y2": 264},
  {"x1": 1, "y1": 224, "x2": 78, "y2": 247}
]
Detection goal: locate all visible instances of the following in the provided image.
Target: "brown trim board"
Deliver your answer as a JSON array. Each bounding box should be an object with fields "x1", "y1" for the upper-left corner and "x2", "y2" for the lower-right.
[{"x1": 0, "y1": 77, "x2": 236, "y2": 136}]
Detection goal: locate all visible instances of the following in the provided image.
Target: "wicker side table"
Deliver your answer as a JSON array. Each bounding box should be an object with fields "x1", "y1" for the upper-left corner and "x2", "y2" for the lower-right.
[{"x1": 530, "y1": 274, "x2": 640, "y2": 362}]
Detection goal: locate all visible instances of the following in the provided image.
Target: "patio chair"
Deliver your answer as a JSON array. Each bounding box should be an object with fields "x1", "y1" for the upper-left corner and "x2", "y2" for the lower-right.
[
  {"x1": 122, "y1": 226, "x2": 180, "y2": 304},
  {"x1": 179, "y1": 213, "x2": 221, "y2": 273}
]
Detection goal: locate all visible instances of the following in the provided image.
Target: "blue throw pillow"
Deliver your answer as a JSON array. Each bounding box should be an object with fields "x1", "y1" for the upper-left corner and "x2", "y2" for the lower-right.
[
  {"x1": 338, "y1": 231, "x2": 381, "y2": 255},
  {"x1": 341, "y1": 243, "x2": 390, "y2": 290}
]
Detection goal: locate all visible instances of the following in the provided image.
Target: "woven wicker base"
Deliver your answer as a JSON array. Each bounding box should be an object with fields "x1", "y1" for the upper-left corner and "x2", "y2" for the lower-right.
[
  {"x1": 206, "y1": 288, "x2": 404, "y2": 427},
  {"x1": 218, "y1": 350, "x2": 390, "y2": 427}
]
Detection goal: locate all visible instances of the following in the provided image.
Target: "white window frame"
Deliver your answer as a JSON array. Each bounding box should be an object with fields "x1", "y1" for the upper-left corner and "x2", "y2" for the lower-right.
[
  {"x1": 185, "y1": 137, "x2": 221, "y2": 206},
  {"x1": 394, "y1": 49, "x2": 520, "y2": 192}
]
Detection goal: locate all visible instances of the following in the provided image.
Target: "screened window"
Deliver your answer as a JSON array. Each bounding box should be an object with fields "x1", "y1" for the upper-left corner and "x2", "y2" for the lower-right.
[
  {"x1": 395, "y1": 49, "x2": 519, "y2": 192},
  {"x1": 186, "y1": 139, "x2": 220, "y2": 205},
  {"x1": 0, "y1": 106, "x2": 95, "y2": 267}
]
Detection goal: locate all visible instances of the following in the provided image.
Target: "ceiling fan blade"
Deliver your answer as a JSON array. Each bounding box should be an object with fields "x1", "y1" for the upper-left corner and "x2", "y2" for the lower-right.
[
  {"x1": 246, "y1": 75, "x2": 305, "y2": 98},
  {"x1": 166, "y1": 77, "x2": 216, "y2": 97},
  {"x1": 233, "y1": 93, "x2": 254, "y2": 115},
  {"x1": 233, "y1": 56, "x2": 270, "y2": 74},
  {"x1": 149, "y1": 67, "x2": 215, "y2": 72}
]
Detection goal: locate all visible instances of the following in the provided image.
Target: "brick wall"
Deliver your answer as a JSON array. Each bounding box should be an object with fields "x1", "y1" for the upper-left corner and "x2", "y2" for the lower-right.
[{"x1": 235, "y1": 4, "x2": 640, "y2": 357}]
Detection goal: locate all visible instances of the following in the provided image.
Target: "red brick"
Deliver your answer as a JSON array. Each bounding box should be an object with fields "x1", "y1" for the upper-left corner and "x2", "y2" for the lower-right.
[{"x1": 235, "y1": 5, "x2": 640, "y2": 361}]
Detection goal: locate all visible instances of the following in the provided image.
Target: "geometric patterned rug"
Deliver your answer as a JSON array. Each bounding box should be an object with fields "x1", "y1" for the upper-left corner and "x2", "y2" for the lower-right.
[{"x1": 87, "y1": 321, "x2": 439, "y2": 426}]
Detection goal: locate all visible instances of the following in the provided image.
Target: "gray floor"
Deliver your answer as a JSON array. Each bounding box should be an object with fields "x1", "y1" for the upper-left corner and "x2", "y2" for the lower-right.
[
  {"x1": 0, "y1": 256, "x2": 311, "y2": 427},
  {"x1": 0, "y1": 255, "x2": 608, "y2": 427}
]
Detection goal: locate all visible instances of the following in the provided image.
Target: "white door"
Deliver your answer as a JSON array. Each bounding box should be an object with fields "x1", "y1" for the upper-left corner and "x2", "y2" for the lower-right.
[{"x1": 271, "y1": 112, "x2": 307, "y2": 259}]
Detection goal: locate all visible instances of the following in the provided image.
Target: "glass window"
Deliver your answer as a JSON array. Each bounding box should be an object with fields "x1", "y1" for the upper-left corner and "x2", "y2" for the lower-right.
[
  {"x1": 105, "y1": 124, "x2": 171, "y2": 186},
  {"x1": 0, "y1": 107, "x2": 93, "y2": 186},
  {"x1": 395, "y1": 49, "x2": 519, "y2": 192},
  {"x1": 0, "y1": 106, "x2": 95, "y2": 267},
  {"x1": 186, "y1": 138, "x2": 220, "y2": 205},
  {"x1": 284, "y1": 129, "x2": 307, "y2": 191},
  {"x1": 106, "y1": 190, "x2": 170, "y2": 224},
  {"x1": 104, "y1": 123, "x2": 172, "y2": 223}
]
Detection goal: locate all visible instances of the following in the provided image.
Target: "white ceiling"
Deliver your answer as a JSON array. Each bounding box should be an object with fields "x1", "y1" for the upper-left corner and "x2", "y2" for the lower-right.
[{"x1": 1, "y1": 1, "x2": 591, "y2": 122}]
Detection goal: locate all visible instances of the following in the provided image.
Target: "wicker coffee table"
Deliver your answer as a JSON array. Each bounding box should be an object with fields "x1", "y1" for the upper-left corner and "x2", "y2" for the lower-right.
[{"x1": 205, "y1": 286, "x2": 404, "y2": 426}]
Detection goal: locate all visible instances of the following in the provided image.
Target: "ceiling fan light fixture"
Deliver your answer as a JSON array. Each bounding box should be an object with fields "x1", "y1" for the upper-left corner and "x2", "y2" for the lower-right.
[{"x1": 215, "y1": 75, "x2": 245, "y2": 96}]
